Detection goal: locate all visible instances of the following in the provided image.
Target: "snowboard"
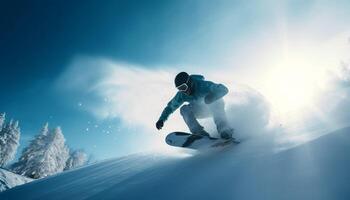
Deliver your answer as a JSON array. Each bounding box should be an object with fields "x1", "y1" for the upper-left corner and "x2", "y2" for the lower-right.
[{"x1": 165, "y1": 131, "x2": 239, "y2": 150}]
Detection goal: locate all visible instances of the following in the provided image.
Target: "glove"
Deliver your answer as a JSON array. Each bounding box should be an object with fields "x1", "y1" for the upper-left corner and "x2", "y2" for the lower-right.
[{"x1": 156, "y1": 119, "x2": 164, "y2": 130}]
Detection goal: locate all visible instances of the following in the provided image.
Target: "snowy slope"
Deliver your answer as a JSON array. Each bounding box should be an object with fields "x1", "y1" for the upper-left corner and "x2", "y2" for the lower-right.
[
  {"x1": 0, "y1": 168, "x2": 33, "y2": 192},
  {"x1": 1, "y1": 127, "x2": 350, "y2": 200}
]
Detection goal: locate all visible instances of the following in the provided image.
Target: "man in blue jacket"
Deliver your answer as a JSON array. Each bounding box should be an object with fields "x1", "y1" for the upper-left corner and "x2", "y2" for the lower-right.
[{"x1": 156, "y1": 72, "x2": 234, "y2": 139}]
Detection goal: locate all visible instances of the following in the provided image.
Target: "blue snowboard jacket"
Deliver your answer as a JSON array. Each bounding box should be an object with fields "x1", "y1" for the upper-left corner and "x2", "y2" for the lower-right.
[{"x1": 159, "y1": 75, "x2": 229, "y2": 122}]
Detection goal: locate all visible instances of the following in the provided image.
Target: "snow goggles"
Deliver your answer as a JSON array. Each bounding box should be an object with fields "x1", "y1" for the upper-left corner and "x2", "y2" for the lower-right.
[{"x1": 176, "y1": 77, "x2": 190, "y2": 91}]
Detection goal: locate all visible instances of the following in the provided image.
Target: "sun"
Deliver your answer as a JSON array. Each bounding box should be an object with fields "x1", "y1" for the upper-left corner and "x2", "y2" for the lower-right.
[
  {"x1": 262, "y1": 57, "x2": 324, "y2": 114},
  {"x1": 266, "y1": 67, "x2": 314, "y2": 112}
]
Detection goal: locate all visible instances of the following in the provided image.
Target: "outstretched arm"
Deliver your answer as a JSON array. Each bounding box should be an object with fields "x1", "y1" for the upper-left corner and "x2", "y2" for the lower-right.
[
  {"x1": 204, "y1": 81, "x2": 229, "y2": 104},
  {"x1": 156, "y1": 93, "x2": 184, "y2": 130}
]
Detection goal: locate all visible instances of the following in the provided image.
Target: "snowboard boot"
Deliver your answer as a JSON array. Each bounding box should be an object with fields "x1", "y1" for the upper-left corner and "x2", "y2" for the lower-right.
[
  {"x1": 183, "y1": 129, "x2": 210, "y2": 147},
  {"x1": 192, "y1": 129, "x2": 210, "y2": 137},
  {"x1": 219, "y1": 128, "x2": 234, "y2": 140}
]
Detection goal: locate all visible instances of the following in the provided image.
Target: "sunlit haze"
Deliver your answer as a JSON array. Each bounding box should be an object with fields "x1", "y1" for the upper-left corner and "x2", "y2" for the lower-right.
[{"x1": 1, "y1": 0, "x2": 350, "y2": 160}]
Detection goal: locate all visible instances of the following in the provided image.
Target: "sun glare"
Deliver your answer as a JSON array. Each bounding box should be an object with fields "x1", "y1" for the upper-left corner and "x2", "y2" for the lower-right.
[{"x1": 262, "y1": 57, "x2": 325, "y2": 114}]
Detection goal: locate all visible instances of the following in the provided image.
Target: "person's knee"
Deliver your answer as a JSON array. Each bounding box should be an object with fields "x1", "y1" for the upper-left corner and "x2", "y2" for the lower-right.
[
  {"x1": 180, "y1": 105, "x2": 191, "y2": 116},
  {"x1": 215, "y1": 98, "x2": 225, "y2": 106},
  {"x1": 210, "y1": 99, "x2": 225, "y2": 110}
]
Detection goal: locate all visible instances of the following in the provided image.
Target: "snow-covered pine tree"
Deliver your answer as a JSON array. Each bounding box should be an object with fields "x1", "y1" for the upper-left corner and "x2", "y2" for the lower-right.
[
  {"x1": 12, "y1": 124, "x2": 69, "y2": 179},
  {"x1": 0, "y1": 119, "x2": 21, "y2": 167},
  {"x1": 0, "y1": 113, "x2": 6, "y2": 148},
  {"x1": 0, "y1": 113, "x2": 5, "y2": 131},
  {"x1": 11, "y1": 123, "x2": 49, "y2": 177},
  {"x1": 64, "y1": 149, "x2": 88, "y2": 171},
  {"x1": 40, "y1": 127, "x2": 69, "y2": 176},
  {"x1": 0, "y1": 114, "x2": 5, "y2": 156}
]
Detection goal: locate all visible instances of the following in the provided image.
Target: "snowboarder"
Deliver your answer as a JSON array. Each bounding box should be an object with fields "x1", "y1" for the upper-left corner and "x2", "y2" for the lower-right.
[{"x1": 156, "y1": 72, "x2": 235, "y2": 140}]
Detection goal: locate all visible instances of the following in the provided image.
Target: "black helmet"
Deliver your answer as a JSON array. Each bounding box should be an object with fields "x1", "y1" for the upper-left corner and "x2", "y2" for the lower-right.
[
  {"x1": 174, "y1": 72, "x2": 189, "y2": 87},
  {"x1": 174, "y1": 72, "x2": 190, "y2": 91}
]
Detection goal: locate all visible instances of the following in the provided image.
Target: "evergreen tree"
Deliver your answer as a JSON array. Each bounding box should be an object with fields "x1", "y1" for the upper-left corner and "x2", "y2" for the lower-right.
[
  {"x1": 43, "y1": 127, "x2": 69, "y2": 174},
  {"x1": 0, "y1": 119, "x2": 21, "y2": 167},
  {"x1": 0, "y1": 113, "x2": 5, "y2": 131},
  {"x1": 12, "y1": 124, "x2": 69, "y2": 179},
  {"x1": 64, "y1": 149, "x2": 88, "y2": 171}
]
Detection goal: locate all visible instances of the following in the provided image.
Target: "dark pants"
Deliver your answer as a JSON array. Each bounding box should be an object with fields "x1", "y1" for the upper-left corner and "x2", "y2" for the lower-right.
[{"x1": 180, "y1": 99, "x2": 231, "y2": 134}]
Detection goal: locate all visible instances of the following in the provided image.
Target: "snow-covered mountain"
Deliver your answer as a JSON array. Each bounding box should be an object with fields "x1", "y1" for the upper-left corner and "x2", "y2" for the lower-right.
[
  {"x1": 1, "y1": 127, "x2": 350, "y2": 200},
  {"x1": 0, "y1": 168, "x2": 32, "y2": 192}
]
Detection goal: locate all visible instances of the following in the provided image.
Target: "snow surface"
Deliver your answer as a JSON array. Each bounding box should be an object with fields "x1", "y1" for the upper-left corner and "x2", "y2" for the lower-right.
[
  {"x1": 1, "y1": 127, "x2": 350, "y2": 200},
  {"x1": 0, "y1": 168, "x2": 32, "y2": 192}
]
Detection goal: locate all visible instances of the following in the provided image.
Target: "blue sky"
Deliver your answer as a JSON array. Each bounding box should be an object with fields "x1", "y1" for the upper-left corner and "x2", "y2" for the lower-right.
[{"x1": 1, "y1": 0, "x2": 350, "y2": 160}]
